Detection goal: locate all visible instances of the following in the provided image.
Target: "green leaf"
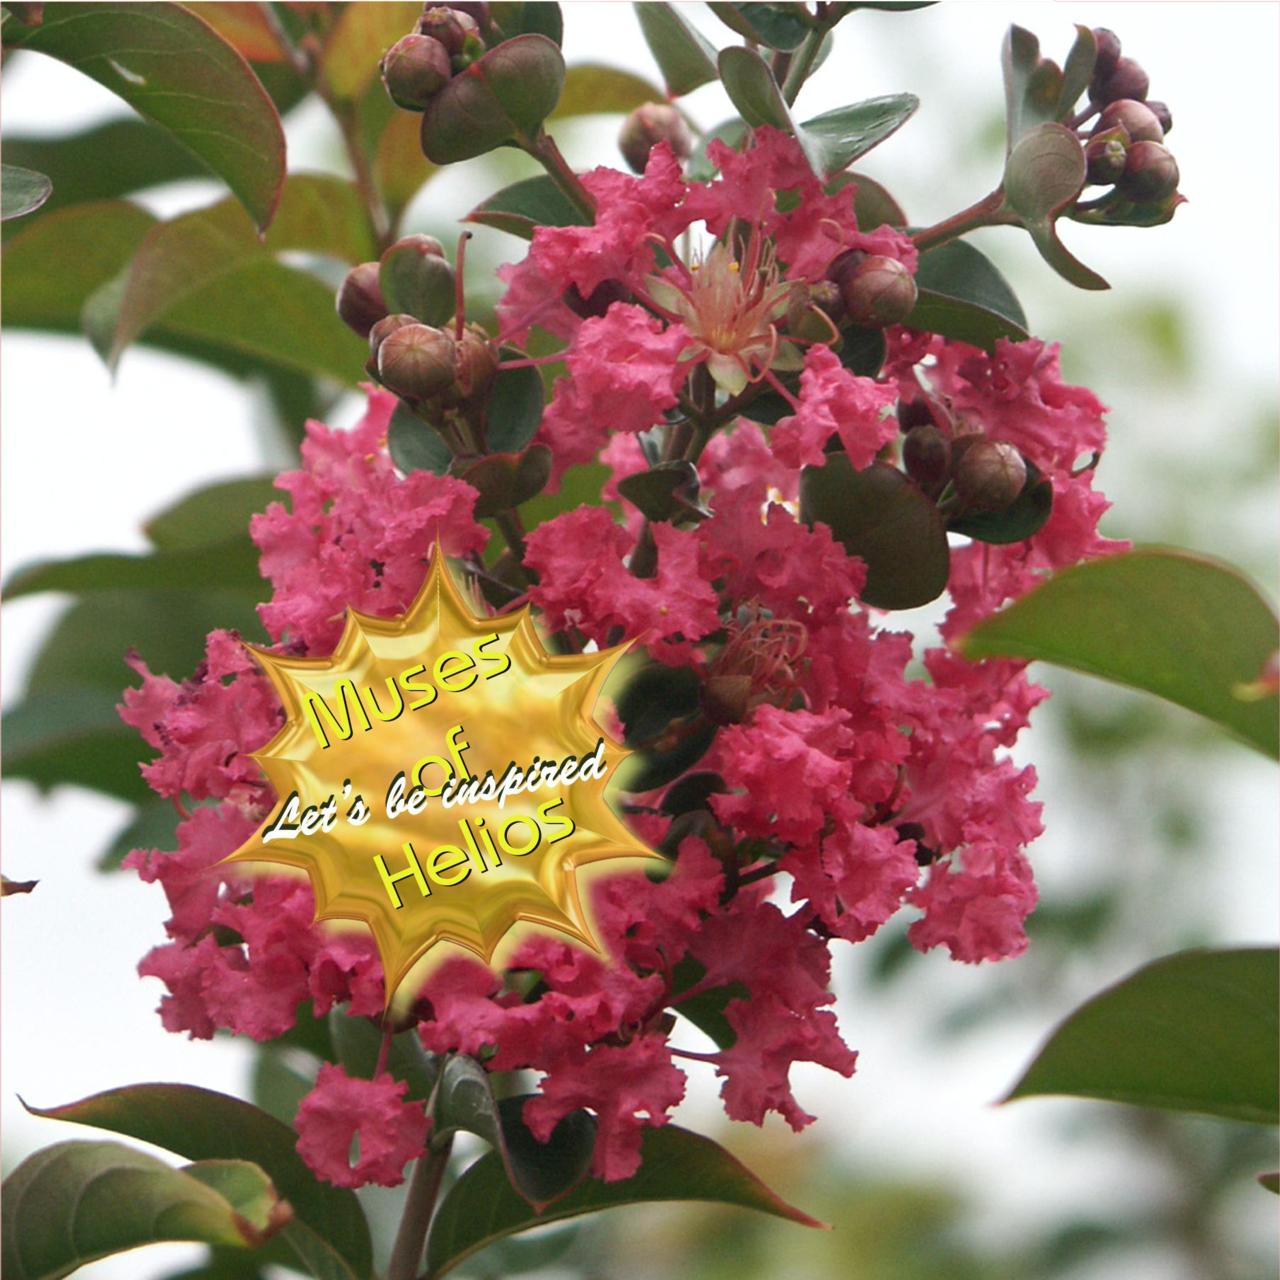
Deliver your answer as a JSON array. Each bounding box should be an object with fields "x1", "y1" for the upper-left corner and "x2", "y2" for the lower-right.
[
  {"x1": 800, "y1": 456, "x2": 950, "y2": 610},
  {"x1": 617, "y1": 461, "x2": 709, "y2": 524},
  {"x1": 490, "y1": 1, "x2": 564, "y2": 44},
  {"x1": 27, "y1": 1083, "x2": 374, "y2": 1280},
  {"x1": 1001, "y1": 24, "x2": 1061, "y2": 151},
  {"x1": 320, "y1": 1, "x2": 419, "y2": 100},
  {"x1": 3, "y1": 2, "x2": 286, "y2": 230},
  {"x1": 425, "y1": 1122, "x2": 823, "y2": 1278},
  {"x1": 99, "y1": 796, "x2": 179, "y2": 871},
  {"x1": 1, "y1": 1141, "x2": 287, "y2": 1280},
  {"x1": 634, "y1": 2, "x2": 718, "y2": 98},
  {"x1": 718, "y1": 45, "x2": 792, "y2": 132},
  {"x1": 907, "y1": 239, "x2": 1029, "y2": 351},
  {"x1": 799, "y1": 95, "x2": 919, "y2": 173},
  {"x1": 373, "y1": 108, "x2": 438, "y2": 220},
  {"x1": 328, "y1": 1011, "x2": 440, "y2": 1103},
  {"x1": 1, "y1": 120, "x2": 206, "y2": 214},
  {"x1": 1058, "y1": 24, "x2": 1097, "y2": 117},
  {"x1": 388, "y1": 402, "x2": 452, "y2": 476},
  {"x1": 485, "y1": 357, "x2": 546, "y2": 454},
  {"x1": 106, "y1": 176, "x2": 375, "y2": 365},
  {"x1": 466, "y1": 174, "x2": 587, "y2": 240},
  {"x1": 552, "y1": 63, "x2": 664, "y2": 119},
  {"x1": 4, "y1": 541, "x2": 262, "y2": 601},
  {"x1": 1259, "y1": 1172, "x2": 1280, "y2": 1194},
  {"x1": 958, "y1": 549, "x2": 1280, "y2": 758},
  {"x1": 708, "y1": 3, "x2": 810, "y2": 51},
  {"x1": 145, "y1": 476, "x2": 280, "y2": 551},
  {"x1": 2, "y1": 686, "x2": 151, "y2": 801},
  {"x1": 1, "y1": 163, "x2": 53, "y2": 222},
  {"x1": 1005, "y1": 949, "x2": 1279, "y2": 1124}
]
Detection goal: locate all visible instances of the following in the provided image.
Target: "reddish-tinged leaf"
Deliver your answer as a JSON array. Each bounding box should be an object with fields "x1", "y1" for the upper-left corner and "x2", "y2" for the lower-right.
[
  {"x1": 321, "y1": 1, "x2": 420, "y2": 100},
  {"x1": 3, "y1": 2, "x2": 286, "y2": 230}
]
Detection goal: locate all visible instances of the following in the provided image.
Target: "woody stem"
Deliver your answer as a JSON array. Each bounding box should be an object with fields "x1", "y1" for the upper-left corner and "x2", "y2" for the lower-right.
[{"x1": 390, "y1": 1134, "x2": 454, "y2": 1280}]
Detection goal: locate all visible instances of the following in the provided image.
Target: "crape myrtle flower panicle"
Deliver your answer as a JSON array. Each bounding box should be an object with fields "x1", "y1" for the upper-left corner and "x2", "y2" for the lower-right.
[{"x1": 119, "y1": 128, "x2": 1119, "y2": 1190}]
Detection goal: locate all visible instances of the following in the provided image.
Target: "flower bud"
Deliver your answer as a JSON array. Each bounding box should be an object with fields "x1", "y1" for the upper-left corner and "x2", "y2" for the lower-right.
[
  {"x1": 1091, "y1": 27, "x2": 1121, "y2": 77},
  {"x1": 336, "y1": 262, "x2": 388, "y2": 337},
  {"x1": 1117, "y1": 140, "x2": 1179, "y2": 203},
  {"x1": 381, "y1": 34, "x2": 452, "y2": 111},
  {"x1": 1085, "y1": 135, "x2": 1127, "y2": 186},
  {"x1": 376, "y1": 323, "x2": 457, "y2": 400},
  {"x1": 419, "y1": 34, "x2": 565, "y2": 164},
  {"x1": 379, "y1": 234, "x2": 455, "y2": 326},
  {"x1": 786, "y1": 280, "x2": 843, "y2": 341},
  {"x1": 416, "y1": 5, "x2": 481, "y2": 57},
  {"x1": 368, "y1": 312, "x2": 420, "y2": 359},
  {"x1": 1094, "y1": 98, "x2": 1163, "y2": 144},
  {"x1": 1091, "y1": 55, "x2": 1149, "y2": 105},
  {"x1": 1145, "y1": 100, "x2": 1173, "y2": 135},
  {"x1": 450, "y1": 323, "x2": 498, "y2": 402},
  {"x1": 835, "y1": 254, "x2": 918, "y2": 328},
  {"x1": 953, "y1": 440, "x2": 1027, "y2": 512},
  {"x1": 896, "y1": 398, "x2": 935, "y2": 433},
  {"x1": 902, "y1": 425, "x2": 951, "y2": 493},
  {"x1": 617, "y1": 102, "x2": 693, "y2": 174}
]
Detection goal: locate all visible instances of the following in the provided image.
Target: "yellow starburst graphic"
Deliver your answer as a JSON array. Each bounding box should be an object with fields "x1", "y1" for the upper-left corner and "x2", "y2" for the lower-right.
[{"x1": 223, "y1": 552, "x2": 663, "y2": 1009}]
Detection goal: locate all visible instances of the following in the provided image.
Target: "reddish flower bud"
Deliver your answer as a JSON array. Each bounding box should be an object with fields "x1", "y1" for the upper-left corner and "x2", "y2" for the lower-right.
[
  {"x1": 1145, "y1": 99, "x2": 1173, "y2": 135},
  {"x1": 381, "y1": 34, "x2": 452, "y2": 111},
  {"x1": 1091, "y1": 55, "x2": 1149, "y2": 105},
  {"x1": 336, "y1": 262, "x2": 388, "y2": 337},
  {"x1": 896, "y1": 398, "x2": 935, "y2": 433},
  {"x1": 450, "y1": 323, "x2": 498, "y2": 403},
  {"x1": 834, "y1": 254, "x2": 918, "y2": 328},
  {"x1": 1085, "y1": 135, "x2": 1127, "y2": 186},
  {"x1": 1092, "y1": 27, "x2": 1122, "y2": 77},
  {"x1": 417, "y1": 5, "x2": 481, "y2": 58},
  {"x1": 368, "y1": 312, "x2": 420, "y2": 358},
  {"x1": 1094, "y1": 98, "x2": 1163, "y2": 144},
  {"x1": 902, "y1": 425, "x2": 951, "y2": 493},
  {"x1": 1117, "y1": 140, "x2": 1179, "y2": 203},
  {"x1": 953, "y1": 440, "x2": 1027, "y2": 512},
  {"x1": 617, "y1": 102, "x2": 693, "y2": 174},
  {"x1": 376, "y1": 323, "x2": 458, "y2": 400}
]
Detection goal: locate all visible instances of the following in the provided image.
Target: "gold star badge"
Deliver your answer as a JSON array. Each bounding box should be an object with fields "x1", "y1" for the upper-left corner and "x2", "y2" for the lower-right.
[{"x1": 224, "y1": 552, "x2": 663, "y2": 1010}]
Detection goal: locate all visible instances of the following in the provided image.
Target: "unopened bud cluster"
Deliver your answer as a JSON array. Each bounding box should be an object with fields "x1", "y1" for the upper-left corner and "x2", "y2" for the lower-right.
[
  {"x1": 902, "y1": 420, "x2": 1029, "y2": 514},
  {"x1": 1081, "y1": 27, "x2": 1179, "y2": 207},
  {"x1": 381, "y1": 5, "x2": 484, "y2": 111}
]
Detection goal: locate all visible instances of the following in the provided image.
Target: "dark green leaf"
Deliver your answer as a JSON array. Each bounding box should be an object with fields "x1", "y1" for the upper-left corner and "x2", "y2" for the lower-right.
[
  {"x1": 617, "y1": 461, "x2": 709, "y2": 524},
  {"x1": 670, "y1": 955, "x2": 742, "y2": 1049},
  {"x1": 686, "y1": 118, "x2": 748, "y2": 183},
  {"x1": 486, "y1": 357, "x2": 545, "y2": 453},
  {"x1": 634, "y1": 2, "x2": 718, "y2": 98},
  {"x1": 801, "y1": 456, "x2": 949, "y2": 610},
  {"x1": 373, "y1": 108, "x2": 438, "y2": 220},
  {"x1": 800, "y1": 95, "x2": 919, "y2": 173},
  {"x1": 708, "y1": 3, "x2": 810, "y2": 50},
  {"x1": 838, "y1": 325, "x2": 887, "y2": 378},
  {"x1": 718, "y1": 45, "x2": 791, "y2": 131},
  {"x1": 145, "y1": 476, "x2": 279, "y2": 551},
  {"x1": 908, "y1": 239, "x2": 1029, "y2": 351},
  {"x1": 4, "y1": 541, "x2": 262, "y2": 601},
  {"x1": 1001, "y1": 24, "x2": 1060, "y2": 150},
  {"x1": 250, "y1": 1048, "x2": 315, "y2": 1127},
  {"x1": 2, "y1": 686, "x2": 152, "y2": 801},
  {"x1": 959, "y1": 549, "x2": 1280, "y2": 758},
  {"x1": 457, "y1": 446, "x2": 552, "y2": 518},
  {"x1": 553, "y1": 63, "x2": 663, "y2": 118},
  {"x1": 847, "y1": 171, "x2": 906, "y2": 229},
  {"x1": 490, "y1": 1, "x2": 564, "y2": 44},
  {"x1": 466, "y1": 174, "x2": 587, "y2": 240},
  {"x1": 1259, "y1": 1172, "x2": 1280, "y2": 1194},
  {"x1": 328, "y1": 1011, "x2": 440, "y2": 1103},
  {"x1": 379, "y1": 240, "x2": 455, "y2": 327},
  {"x1": 388, "y1": 402, "x2": 452, "y2": 476},
  {"x1": 1023, "y1": 217, "x2": 1109, "y2": 291},
  {"x1": 99, "y1": 796, "x2": 179, "y2": 871},
  {"x1": 949, "y1": 462, "x2": 1051, "y2": 544},
  {"x1": 27, "y1": 1083, "x2": 374, "y2": 1280},
  {"x1": 1002, "y1": 123, "x2": 1085, "y2": 223},
  {"x1": 3, "y1": 2, "x2": 286, "y2": 229},
  {"x1": 425, "y1": 1123, "x2": 823, "y2": 1278},
  {"x1": 1005, "y1": 949, "x2": 1279, "y2": 1124},
  {"x1": 621, "y1": 720, "x2": 717, "y2": 792},
  {"x1": 1, "y1": 120, "x2": 205, "y2": 215},
  {"x1": 1, "y1": 1142, "x2": 286, "y2": 1280},
  {"x1": 616, "y1": 662, "x2": 701, "y2": 747},
  {"x1": 1, "y1": 163, "x2": 52, "y2": 221}
]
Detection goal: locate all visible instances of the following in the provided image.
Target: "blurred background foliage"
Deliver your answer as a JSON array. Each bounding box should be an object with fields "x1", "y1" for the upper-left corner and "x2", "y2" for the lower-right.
[{"x1": 2, "y1": 4, "x2": 1276, "y2": 1279}]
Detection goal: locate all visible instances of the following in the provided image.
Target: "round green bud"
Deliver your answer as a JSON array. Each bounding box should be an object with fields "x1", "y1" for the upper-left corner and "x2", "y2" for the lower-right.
[
  {"x1": 416, "y1": 6, "x2": 481, "y2": 58},
  {"x1": 1085, "y1": 135, "x2": 1127, "y2": 186},
  {"x1": 617, "y1": 102, "x2": 693, "y2": 174},
  {"x1": 1117, "y1": 140, "x2": 1179, "y2": 203},
  {"x1": 953, "y1": 440, "x2": 1027, "y2": 512},
  {"x1": 1091, "y1": 55, "x2": 1149, "y2": 105},
  {"x1": 835, "y1": 254, "x2": 918, "y2": 328},
  {"x1": 902, "y1": 425, "x2": 951, "y2": 492},
  {"x1": 1095, "y1": 98, "x2": 1163, "y2": 144},
  {"x1": 376, "y1": 323, "x2": 458, "y2": 400},
  {"x1": 336, "y1": 262, "x2": 388, "y2": 337}
]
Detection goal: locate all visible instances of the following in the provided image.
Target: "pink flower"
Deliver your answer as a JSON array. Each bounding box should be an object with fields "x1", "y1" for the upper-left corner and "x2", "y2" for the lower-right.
[
  {"x1": 295, "y1": 1063, "x2": 429, "y2": 1188},
  {"x1": 770, "y1": 344, "x2": 898, "y2": 470}
]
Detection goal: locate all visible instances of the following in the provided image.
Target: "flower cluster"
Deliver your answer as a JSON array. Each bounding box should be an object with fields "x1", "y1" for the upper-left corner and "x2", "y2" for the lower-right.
[{"x1": 120, "y1": 128, "x2": 1120, "y2": 1191}]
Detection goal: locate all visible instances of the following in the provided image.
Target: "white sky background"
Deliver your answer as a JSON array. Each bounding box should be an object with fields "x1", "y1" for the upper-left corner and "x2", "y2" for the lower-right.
[{"x1": 2, "y1": 4, "x2": 1278, "y2": 1279}]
